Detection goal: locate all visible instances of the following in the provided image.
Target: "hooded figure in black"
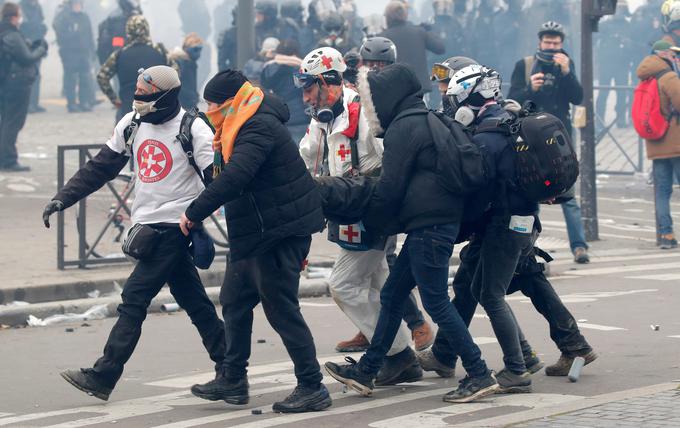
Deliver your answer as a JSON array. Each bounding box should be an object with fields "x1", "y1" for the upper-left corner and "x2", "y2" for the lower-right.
[{"x1": 324, "y1": 64, "x2": 498, "y2": 403}]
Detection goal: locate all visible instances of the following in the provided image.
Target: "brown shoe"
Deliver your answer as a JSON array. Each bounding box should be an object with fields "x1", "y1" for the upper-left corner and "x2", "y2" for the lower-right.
[
  {"x1": 545, "y1": 350, "x2": 598, "y2": 376},
  {"x1": 412, "y1": 322, "x2": 434, "y2": 351},
  {"x1": 336, "y1": 331, "x2": 370, "y2": 353}
]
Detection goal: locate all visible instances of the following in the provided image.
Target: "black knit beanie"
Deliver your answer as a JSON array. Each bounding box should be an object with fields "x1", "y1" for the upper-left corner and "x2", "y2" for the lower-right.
[{"x1": 203, "y1": 69, "x2": 249, "y2": 104}]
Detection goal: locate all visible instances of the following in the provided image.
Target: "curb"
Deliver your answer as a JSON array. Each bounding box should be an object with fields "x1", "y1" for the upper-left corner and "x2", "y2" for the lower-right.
[
  {"x1": 0, "y1": 278, "x2": 330, "y2": 327},
  {"x1": 0, "y1": 258, "x2": 336, "y2": 306}
]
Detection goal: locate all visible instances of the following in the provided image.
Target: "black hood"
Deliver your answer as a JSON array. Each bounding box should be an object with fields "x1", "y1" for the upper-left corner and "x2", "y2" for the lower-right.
[
  {"x1": 257, "y1": 92, "x2": 291, "y2": 124},
  {"x1": 357, "y1": 63, "x2": 423, "y2": 136}
]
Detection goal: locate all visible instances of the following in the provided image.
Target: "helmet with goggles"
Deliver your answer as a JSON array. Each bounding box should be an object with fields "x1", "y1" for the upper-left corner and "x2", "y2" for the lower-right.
[
  {"x1": 431, "y1": 56, "x2": 478, "y2": 82},
  {"x1": 446, "y1": 64, "x2": 502, "y2": 108},
  {"x1": 294, "y1": 47, "x2": 347, "y2": 89}
]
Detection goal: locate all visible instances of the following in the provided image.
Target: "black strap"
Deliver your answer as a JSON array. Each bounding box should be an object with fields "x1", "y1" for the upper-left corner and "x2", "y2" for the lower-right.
[
  {"x1": 533, "y1": 246, "x2": 554, "y2": 263},
  {"x1": 122, "y1": 114, "x2": 143, "y2": 168},
  {"x1": 393, "y1": 108, "x2": 429, "y2": 124},
  {"x1": 176, "y1": 108, "x2": 212, "y2": 187}
]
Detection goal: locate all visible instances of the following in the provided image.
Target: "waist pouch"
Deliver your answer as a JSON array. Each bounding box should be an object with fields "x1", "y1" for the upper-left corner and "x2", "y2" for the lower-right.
[
  {"x1": 327, "y1": 221, "x2": 387, "y2": 252},
  {"x1": 122, "y1": 223, "x2": 161, "y2": 260}
]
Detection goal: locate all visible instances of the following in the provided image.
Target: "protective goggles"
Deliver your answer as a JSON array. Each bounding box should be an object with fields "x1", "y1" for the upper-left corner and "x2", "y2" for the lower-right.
[
  {"x1": 138, "y1": 68, "x2": 159, "y2": 91},
  {"x1": 293, "y1": 73, "x2": 319, "y2": 89},
  {"x1": 431, "y1": 63, "x2": 453, "y2": 82}
]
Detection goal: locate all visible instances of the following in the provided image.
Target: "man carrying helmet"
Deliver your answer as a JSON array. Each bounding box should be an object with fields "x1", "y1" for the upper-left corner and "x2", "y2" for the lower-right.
[
  {"x1": 297, "y1": 47, "x2": 423, "y2": 385},
  {"x1": 508, "y1": 21, "x2": 590, "y2": 265}
]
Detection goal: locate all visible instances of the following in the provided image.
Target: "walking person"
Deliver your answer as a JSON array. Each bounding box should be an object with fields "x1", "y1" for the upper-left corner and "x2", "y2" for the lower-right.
[
  {"x1": 296, "y1": 46, "x2": 422, "y2": 384},
  {"x1": 508, "y1": 21, "x2": 590, "y2": 264},
  {"x1": 19, "y1": 0, "x2": 47, "y2": 113},
  {"x1": 42, "y1": 65, "x2": 227, "y2": 401},
  {"x1": 170, "y1": 32, "x2": 204, "y2": 110},
  {"x1": 182, "y1": 70, "x2": 332, "y2": 413},
  {"x1": 0, "y1": 2, "x2": 47, "y2": 172},
  {"x1": 324, "y1": 64, "x2": 499, "y2": 403}
]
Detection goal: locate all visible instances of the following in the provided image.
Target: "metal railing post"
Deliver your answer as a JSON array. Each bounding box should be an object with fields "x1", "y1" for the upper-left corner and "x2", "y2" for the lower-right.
[{"x1": 57, "y1": 146, "x2": 66, "y2": 270}]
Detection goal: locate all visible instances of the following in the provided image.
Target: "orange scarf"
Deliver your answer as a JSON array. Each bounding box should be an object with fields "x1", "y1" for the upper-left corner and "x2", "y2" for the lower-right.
[{"x1": 206, "y1": 82, "x2": 264, "y2": 176}]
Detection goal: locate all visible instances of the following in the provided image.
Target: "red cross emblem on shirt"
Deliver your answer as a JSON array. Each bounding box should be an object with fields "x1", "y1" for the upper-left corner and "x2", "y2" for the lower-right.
[
  {"x1": 136, "y1": 139, "x2": 173, "y2": 183},
  {"x1": 321, "y1": 55, "x2": 333, "y2": 70},
  {"x1": 337, "y1": 144, "x2": 351, "y2": 161},
  {"x1": 340, "y1": 224, "x2": 360, "y2": 243}
]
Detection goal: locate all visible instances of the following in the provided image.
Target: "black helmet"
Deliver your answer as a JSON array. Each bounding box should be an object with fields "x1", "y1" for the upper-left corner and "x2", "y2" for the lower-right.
[
  {"x1": 281, "y1": 0, "x2": 303, "y2": 20},
  {"x1": 359, "y1": 36, "x2": 397, "y2": 64},
  {"x1": 322, "y1": 14, "x2": 346, "y2": 34},
  {"x1": 431, "y1": 56, "x2": 478, "y2": 82},
  {"x1": 118, "y1": 0, "x2": 141, "y2": 14},
  {"x1": 538, "y1": 21, "x2": 565, "y2": 40},
  {"x1": 255, "y1": 1, "x2": 278, "y2": 21}
]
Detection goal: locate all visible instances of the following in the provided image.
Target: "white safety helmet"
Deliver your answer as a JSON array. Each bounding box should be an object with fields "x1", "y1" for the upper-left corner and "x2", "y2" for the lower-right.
[
  {"x1": 446, "y1": 64, "x2": 502, "y2": 108},
  {"x1": 300, "y1": 47, "x2": 347, "y2": 76},
  {"x1": 663, "y1": 0, "x2": 680, "y2": 29}
]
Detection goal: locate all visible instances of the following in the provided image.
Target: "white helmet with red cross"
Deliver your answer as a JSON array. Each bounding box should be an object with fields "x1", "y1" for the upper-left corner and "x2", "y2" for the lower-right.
[{"x1": 300, "y1": 47, "x2": 347, "y2": 76}]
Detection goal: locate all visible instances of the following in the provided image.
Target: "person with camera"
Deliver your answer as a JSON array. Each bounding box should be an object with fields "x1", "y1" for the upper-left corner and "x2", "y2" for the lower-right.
[
  {"x1": 0, "y1": 2, "x2": 47, "y2": 172},
  {"x1": 508, "y1": 21, "x2": 590, "y2": 264},
  {"x1": 42, "y1": 65, "x2": 227, "y2": 402}
]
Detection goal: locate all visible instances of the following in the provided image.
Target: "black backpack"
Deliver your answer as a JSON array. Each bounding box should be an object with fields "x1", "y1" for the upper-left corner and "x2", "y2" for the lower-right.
[
  {"x1": 123, "y1": 108, "x2": 215, "y2": 185},
  {"x1": 475, "y1": 110, "x2": 579, "y2": 203},
  {"x1": 393, "y1": 108, "x2": 490, "y2": 195}
]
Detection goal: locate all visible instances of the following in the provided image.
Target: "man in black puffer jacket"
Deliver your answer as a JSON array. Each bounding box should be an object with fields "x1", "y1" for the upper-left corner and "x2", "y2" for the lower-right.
[
  {"x1": 324, "y1": 64, "x2": 499, "y2": 404},
  {"x1": 182, "y1": 70, "x2": 331, "y2": 414}
]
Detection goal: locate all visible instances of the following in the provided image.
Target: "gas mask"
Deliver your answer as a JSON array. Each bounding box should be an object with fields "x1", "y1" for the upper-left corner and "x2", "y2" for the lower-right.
[
  {"x1": 307, "y1": 97, "x2": 344, "y2": 123},
  {"x1": 454, "y1": 106, "x2": 477, "y2": 127}
]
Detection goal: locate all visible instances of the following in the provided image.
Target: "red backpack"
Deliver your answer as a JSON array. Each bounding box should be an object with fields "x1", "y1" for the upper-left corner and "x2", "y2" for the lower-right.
[{"x1": 632, "y1": 69, "x2": 673, "y2": 141}]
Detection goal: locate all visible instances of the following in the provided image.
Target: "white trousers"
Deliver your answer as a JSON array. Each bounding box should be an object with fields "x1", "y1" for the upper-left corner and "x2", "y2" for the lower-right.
[{"x1": 329, "y1": 248, "x2": 411, "y2": 356}]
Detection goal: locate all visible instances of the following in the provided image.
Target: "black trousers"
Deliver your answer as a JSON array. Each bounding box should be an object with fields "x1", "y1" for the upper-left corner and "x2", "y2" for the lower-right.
[
  {"x1": 92, "y1": 227, "x2": 226, "y2": 387},
  {"x1": 219, "y1": 236, "x2": 323, "y2": 387},
  {"x1": 0, "y1": 82, "x2": 31, "y2": 167},
  {"x1": 62, "y1": 54, "x2": 95, "y2": 107},
  {"x1": 432, "y1": 232, "x2": 592, "y2": 366}
]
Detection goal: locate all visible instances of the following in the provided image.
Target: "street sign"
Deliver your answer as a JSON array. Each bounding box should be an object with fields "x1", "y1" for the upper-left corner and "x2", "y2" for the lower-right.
[{"x1": 590, "y1": 0, "x2": 618, "y2": 17}]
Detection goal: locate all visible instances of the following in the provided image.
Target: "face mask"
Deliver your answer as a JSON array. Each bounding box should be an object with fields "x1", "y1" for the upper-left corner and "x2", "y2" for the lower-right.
[
  {"x1": 536, "y1": 48, "x2": 563, "y2": 63},
  {"x1": 133, "y1": 88, "x2": 179, "y2": 123},
  {"x1": 187, "y1": 46, "x2": 203, "y2": 61},
  {"x1": 306, "y1": 86, "x2": 344, "y2": 123}
]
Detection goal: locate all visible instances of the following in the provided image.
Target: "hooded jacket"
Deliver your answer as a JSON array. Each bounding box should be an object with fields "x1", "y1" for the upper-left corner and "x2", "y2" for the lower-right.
[
  {"x1": 357, "y1": 64, "x2": 464, "y2": 235},
  {"x1": 636, "y1": 54, "x2": 680, "y2": 160},
  {"x1": 185, "y1": 93, "x2": 325, "y2": 261},
  {"x1": 260, "y1": 54, "x2": 307, "y2": 126}
]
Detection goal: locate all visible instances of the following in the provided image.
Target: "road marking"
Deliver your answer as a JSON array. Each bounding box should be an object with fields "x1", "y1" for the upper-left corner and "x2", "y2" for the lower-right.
[
  {"x1": 0, "y1": 414, "x2": 13, "y2": 419},
  {"x1": 508, "y1": 289, "x2": 657, "y2": 304},
  {"x1": 627, "y1": 273, "x2": 680, "y2": 281},
  {"x1": 551, "y1": 251, "x2": 680, "y2": 267},
  {"x1": 541, "y1": 219, "x2": 655, "y2": 234},
  {"x1": 368, "y1": 393, "x2": 583, "y2": 428},
  {"x1": 540, "y1": 226, "x2": 658, "y2": 243},
  {"x1": 577, "y1": 322, "x2": 626, "y2": 331},
  {"x1": 226, "y1": 387, "x2": 457, "y2": 428},
  {"x1": 146, "y1": 353, "x2": 362, "y2": 389},
  {"x1": 473, "y1": 336, "x2": 498, "y2": 345},
  {"x1": 299, "y1": 302, "x2": 336, "y2": 307},
  {"x1": 569, "y1": 262, "x2": 679, "y2": 276},
  {"x1": 668, "y1": 335, "x2": 680, "y2": 339}
]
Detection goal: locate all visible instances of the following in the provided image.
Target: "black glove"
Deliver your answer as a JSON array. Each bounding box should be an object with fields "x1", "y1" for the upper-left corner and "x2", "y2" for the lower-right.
[{"x1": 43, "y1": 200, "x2": 65, "y2": 228}]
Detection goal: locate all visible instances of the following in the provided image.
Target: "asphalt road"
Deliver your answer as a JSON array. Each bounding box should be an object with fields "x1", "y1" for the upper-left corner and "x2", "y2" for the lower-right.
[{"x1": 1, "y1": 236, "x2": 679, "y2": 427}]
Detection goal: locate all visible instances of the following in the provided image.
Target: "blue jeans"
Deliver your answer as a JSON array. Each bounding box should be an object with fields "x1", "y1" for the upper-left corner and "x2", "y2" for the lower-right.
[
  {"x1": 654, "y1": 157, "x2": 680, "y2": 235},
  {"x1": 359, "y1": 224, "x2": 489, "y2": 378},
  {"x1": 561, "y1": 198, "x2": 588, "y2": 252}
]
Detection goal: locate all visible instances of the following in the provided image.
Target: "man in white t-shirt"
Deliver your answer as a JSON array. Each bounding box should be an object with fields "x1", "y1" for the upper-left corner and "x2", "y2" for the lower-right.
[{"x1": 42, "y1": 65, "x2": 226, "y2": 402}]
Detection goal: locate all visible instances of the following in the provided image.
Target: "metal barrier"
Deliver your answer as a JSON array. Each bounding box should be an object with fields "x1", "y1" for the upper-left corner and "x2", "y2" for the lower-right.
[
  {"x1": 593, "y1": 84, "x2": 645, "y2": 175},
  {"x1": 57, "y1": 144, "x2": 229, "y2": 270}
]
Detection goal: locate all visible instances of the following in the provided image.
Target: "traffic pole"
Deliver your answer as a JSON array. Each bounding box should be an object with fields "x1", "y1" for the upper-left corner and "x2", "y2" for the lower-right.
[
  {"x1": 237, "y1": 0, "x2": 255, "y2": 69},
  {"x1": 580, "y1": 0, "x2": 600, "y2": 241}
]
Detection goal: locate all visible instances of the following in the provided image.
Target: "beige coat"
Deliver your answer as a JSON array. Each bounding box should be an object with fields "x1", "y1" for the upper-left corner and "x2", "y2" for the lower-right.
[{"x1": 636, "y1": 55, "x2": 680, "y2": 160}]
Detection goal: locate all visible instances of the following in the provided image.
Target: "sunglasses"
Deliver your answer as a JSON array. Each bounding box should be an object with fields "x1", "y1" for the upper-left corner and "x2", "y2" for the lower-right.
[{"x1": 293, "y1": 72, "x2": 319, "y2": 89}]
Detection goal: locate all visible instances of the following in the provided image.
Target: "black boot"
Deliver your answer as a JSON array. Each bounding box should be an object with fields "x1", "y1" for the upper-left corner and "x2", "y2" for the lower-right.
[
  {"x1": 60, "y1": 368, "x2": 113, "y2": 401},
  {"x1": 190, "y1": 375, "x2": 249, "y2": 405},
  {"x1": 375, "y1": 347, "x2": 423, "y2": 386},
  {"x1": 272, "y1": 383, "x2": 332, "y2": 413},
  {"x1": 324, "y1": 357, "x2": 375, "y2": 397}
]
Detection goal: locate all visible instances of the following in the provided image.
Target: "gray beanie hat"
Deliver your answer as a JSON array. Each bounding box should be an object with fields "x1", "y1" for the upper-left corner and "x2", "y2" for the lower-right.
[{"x1": 137, "y1": 65, "x2": 181, "y2": 92}]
